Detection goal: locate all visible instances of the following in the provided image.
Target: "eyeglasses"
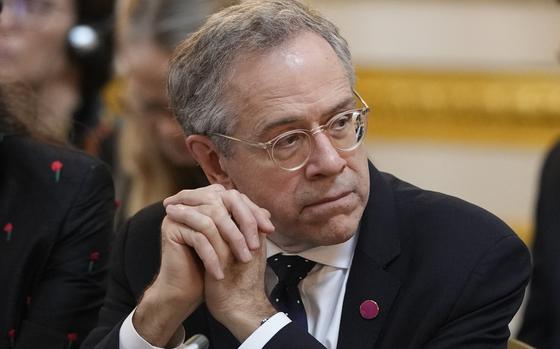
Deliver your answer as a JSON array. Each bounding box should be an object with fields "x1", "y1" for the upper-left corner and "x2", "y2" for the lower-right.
[{"x1": 213, "y1": 90, "x2": 370, "y2": 171}]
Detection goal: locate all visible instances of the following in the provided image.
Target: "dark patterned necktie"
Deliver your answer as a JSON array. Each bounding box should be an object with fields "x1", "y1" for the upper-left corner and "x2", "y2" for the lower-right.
[{"x1": 267, "y1": 254, "x2": 316, "y2": 330}]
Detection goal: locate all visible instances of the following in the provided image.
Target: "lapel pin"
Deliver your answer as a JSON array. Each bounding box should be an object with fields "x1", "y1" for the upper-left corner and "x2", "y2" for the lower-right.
[{"x1": 360, "y1": 300, "x2": 380, "y2": 320}]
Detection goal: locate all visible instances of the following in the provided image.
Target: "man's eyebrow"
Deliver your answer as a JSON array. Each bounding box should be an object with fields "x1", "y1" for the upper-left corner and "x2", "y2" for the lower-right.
[
  {"x1": 329, "y1": 96, "x2": 356, "y2": 116},
  {"x1": 257, "y1": 96, "x2": 355, "y2": 137},
  {"x1": 257, "y1": 116, "x2": 303, "y2": 137}
]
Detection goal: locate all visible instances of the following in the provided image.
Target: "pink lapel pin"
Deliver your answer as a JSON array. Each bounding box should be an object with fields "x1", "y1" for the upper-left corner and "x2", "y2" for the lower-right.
[{"x1": 360, "y1": 300, "x2": 380, "y2": 320}]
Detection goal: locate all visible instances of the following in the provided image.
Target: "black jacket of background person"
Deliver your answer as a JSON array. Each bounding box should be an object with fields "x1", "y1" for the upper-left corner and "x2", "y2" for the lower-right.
[
  {"x1": 0, "y1": 135, "x2": 114, "y2": 348},
  {"x1": 83, "y1": 162, "x2": 530, "y2": 349},
  {"x1": 518, "y1": 140, "x2": 560, "y2": 349}
]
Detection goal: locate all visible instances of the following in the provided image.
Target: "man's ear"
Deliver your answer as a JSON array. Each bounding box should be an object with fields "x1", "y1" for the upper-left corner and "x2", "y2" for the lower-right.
[{"x1": 185, "y1": 135, "x2": 234, "y2": 188}]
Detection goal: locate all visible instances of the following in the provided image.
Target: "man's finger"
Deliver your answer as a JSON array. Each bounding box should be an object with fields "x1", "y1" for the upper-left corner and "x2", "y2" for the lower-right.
[
  {"x1": 221, "y1": 190, "x2": 261, "y2": 250},
  {"x1": 166, "y1": 203, "x2": 252, "y2": 263},
  {"x1": 163, "y1": 184, "x2": 225, "y2": 207},
  {"x1": 165, "y1": 205, "x2": 228, "y2": 279},
  {"x1": 239, "y1": 194, "x2": 275, "y2": 236}
]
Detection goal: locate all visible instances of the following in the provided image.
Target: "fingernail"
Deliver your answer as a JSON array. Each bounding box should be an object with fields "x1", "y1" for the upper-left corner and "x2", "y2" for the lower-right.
[
  {"x1": 266, "y1": 220, "x2": 275, "y2": 233},
  {"x1": 216, "y1": 268, "x2": 225, "y2": 280},
  {"x1": 248, "y1": 235, "x2": 260, "y2": 250},
  {"x1": 241, "y1": 248, "x2": 253, "y2": 262},
  {"x1": 166, "y1": 204, "x2": 179, "y2": 214}
]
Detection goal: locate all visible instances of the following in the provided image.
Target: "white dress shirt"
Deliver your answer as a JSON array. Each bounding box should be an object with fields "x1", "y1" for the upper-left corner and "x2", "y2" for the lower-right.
[{"x1": 119, "y1": 233, "x2": 357, "y2": 349}]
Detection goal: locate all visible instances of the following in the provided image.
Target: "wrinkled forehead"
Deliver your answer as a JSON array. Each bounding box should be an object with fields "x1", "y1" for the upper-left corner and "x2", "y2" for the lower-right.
[
  {"x1": 223, "y1": 32, "x2": 353, "y2": 133},
  {"x1": 229, "y1": 32, "x2": 350, "y2": 88}
]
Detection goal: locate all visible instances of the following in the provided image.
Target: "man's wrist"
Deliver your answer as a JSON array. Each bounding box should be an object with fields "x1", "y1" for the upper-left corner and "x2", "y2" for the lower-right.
[
  {"x1": 121, "y1": 309, "x2": 186, "y2": 349},
  {"x1": 224, "y1": 305, "x2": 278, "y2": 342},
  {"x1": 133, "y1": 288, "x2": 191, "y2": 347}
]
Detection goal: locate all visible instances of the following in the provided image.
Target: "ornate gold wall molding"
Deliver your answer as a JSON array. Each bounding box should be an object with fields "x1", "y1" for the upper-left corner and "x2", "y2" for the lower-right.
[{"x1": 356, "y1": 68, "x2": 560, "y2": 147}]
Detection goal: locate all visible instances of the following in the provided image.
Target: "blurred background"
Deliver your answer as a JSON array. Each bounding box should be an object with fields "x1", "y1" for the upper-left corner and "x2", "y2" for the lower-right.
[{"x1": 304, "y1": 0, "x2": 560, "y2": 334}]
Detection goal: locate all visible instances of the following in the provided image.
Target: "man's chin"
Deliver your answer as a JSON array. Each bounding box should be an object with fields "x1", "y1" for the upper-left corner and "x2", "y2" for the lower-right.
[{"x1": 274, "y1": 221, "x2": 358, "y2": 251}]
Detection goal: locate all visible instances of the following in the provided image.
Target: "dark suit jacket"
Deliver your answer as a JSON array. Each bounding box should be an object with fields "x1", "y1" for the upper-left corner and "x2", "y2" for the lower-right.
[
  {"x1": 0, "y1": 135, "x2": 115, "y2": 349},
  {"x1": 518, "y1": 140, "x2": 560, "y2": 349},
  {"x1": 83, "y1": 162, "x2": 530, "y2": 349}
]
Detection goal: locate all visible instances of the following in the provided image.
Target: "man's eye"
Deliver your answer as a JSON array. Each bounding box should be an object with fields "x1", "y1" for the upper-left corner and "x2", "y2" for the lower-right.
[
  {"x1": 331, "y1": 114, "x2": 352, "y2": 130},
  {"x1": 276, "y1": 134, "x2": 302, "y2": 148}
]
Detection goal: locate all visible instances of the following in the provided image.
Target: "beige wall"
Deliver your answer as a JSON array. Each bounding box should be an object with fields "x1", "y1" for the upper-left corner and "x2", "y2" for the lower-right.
[{"x1": 306, "y1": 0, "x2": 560, "y2": 71}]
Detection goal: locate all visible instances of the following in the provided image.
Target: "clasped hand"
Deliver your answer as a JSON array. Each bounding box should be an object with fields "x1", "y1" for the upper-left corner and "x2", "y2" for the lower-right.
[{"x1": 135, "y1": 184, "x2": 277, "y2": 346}]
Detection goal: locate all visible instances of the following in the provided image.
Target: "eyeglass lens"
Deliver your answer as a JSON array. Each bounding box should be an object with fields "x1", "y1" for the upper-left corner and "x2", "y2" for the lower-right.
[{"x1": 271, "y1": 110, "x2": 366, "y2": 170}]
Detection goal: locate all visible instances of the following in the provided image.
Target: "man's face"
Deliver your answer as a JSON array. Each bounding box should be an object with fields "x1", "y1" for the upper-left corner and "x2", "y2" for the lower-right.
[{"x1": 219, "y1": 31, "x2": 370, "y2": 252}]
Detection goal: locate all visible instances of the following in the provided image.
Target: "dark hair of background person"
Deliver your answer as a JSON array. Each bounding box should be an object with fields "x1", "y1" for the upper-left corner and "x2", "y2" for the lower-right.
[
  {"x1": 0, "y1": 80, "x2": 59, "y2": 144},
  {"x1": 68, "y1": 0, "x2": 115, "y2": 148},
  {"x1": 0, "y1": 83, "x2": 27, "y2": 136}
]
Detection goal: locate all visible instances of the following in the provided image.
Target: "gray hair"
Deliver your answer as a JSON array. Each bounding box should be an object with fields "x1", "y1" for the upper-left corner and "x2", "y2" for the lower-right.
[{"x1": 168, "y1": 0, "x2": 355, "y2": 155}]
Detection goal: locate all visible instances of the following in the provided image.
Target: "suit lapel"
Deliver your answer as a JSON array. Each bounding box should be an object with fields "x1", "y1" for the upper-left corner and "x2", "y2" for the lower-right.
[{"x1": 337, "y1": 162, "x2": 402, "y2": 349}]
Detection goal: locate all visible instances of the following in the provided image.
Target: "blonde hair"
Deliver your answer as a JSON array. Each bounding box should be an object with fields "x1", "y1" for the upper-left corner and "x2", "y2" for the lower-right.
[
  {"x1": 114, "y1": 0, "x2": 226, "y2": 218},
  {"x1": 118, "y1": 112, "x2": 183, "y2": 216}
]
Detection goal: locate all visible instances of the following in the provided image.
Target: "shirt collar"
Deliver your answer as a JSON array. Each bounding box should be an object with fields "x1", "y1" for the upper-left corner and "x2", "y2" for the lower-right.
[{"x1": 266, "y1": 231, "x2": 358, "y2": 269}]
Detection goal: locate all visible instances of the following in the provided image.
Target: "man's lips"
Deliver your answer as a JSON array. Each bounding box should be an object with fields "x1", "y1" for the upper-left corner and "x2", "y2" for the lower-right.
[{"x1": 304, "y1": 191, "x2": 353, "y2": 208}]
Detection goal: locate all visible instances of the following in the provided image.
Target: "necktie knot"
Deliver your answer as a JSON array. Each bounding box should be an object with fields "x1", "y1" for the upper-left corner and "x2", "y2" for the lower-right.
[{"x1": 268, "y1": 254, "x2": 316, "y2": 286}]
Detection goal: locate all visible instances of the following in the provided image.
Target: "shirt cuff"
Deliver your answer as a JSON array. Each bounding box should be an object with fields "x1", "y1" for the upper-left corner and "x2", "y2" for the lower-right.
[
  {"x1": 238, "y1": 312, "x2": 291, "y2": 349},
  {"x1": 119, "y1": 308, "x2": 186, "y2": 349}
]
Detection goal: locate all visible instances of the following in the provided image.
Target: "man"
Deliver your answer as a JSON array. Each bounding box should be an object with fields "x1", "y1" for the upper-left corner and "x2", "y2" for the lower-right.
[{"x1": 83, "y1": 1, "x2": 531, "y2": 348}]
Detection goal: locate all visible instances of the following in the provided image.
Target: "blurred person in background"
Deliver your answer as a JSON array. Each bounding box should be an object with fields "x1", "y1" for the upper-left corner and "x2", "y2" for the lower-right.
[
  {"x1": 517, "y1": 139, "x2": 560, "y2": 349},
  {"x1": 0, "y1": 80, "x2": 115, "y2": 347},
  {"x1": 107, "y1": 0, "x2": 231, "y2": 226},
  {"x1": 517, "y1": 30, "x2": 560, "y2": 348},
  {"x1": 0, "y1": 0, "x2": 114, "y2": 150}
]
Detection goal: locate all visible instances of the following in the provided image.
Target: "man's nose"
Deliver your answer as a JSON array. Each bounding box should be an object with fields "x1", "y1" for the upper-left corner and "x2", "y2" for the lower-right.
[{"x1": 304, "y1": 131, "x2": 346, "y2": 178}]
